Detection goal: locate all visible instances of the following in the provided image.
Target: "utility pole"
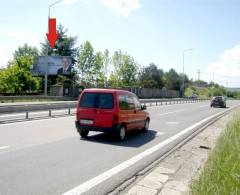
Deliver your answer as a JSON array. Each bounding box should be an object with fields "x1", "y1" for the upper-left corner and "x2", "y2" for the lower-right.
[{"x1": 197, "y1": 69, "x2": 200, "y2": 81}]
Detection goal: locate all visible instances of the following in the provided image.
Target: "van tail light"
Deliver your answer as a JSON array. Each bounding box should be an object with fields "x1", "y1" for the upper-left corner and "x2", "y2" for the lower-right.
[{"x1": 113, "y1": 114, "x2": 119, "y2": 124}]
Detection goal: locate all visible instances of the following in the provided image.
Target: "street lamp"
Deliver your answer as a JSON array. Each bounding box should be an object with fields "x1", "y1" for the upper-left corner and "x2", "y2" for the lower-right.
[
  {"x1": 44, "y1": 0, "x2": 64, "y2": 96},
  {"x1": 182, "y1": 48, "x2": 194, "y2": 97}
]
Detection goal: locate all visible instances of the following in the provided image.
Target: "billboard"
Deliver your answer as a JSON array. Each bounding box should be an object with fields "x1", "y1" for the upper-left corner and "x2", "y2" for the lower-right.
[{"x1": 32, "y1": 56, "x2": 73, "y2": 76}]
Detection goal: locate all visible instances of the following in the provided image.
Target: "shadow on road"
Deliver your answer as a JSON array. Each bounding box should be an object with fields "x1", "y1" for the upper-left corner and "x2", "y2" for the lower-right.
[{"x1": 80, "y1": 130, "x2": 157, "y2": 147}]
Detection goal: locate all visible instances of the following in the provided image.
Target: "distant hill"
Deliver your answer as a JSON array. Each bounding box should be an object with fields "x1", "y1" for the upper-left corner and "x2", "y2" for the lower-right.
[{"x1": 226, "y1": 88, "x2": 240, "y2": 92}]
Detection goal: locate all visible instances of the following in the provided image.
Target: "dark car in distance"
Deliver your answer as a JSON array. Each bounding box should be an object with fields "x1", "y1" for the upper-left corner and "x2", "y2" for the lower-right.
[{"x1": 210, "y1": 96, "x2": 226, "y2": 108}]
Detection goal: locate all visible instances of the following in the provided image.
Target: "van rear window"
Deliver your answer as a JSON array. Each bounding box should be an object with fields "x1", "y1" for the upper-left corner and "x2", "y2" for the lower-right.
[{"x1": 80, "y1": 92, "x2": 114, "y2": 109}]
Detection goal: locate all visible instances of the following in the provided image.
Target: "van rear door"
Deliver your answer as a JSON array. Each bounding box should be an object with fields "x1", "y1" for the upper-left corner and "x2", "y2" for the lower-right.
[{"x1": 78, "y1": 92, "x2": 115, "y2": 128}]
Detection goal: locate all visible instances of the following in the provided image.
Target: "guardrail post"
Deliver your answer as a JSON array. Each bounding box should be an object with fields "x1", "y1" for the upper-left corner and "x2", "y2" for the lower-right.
[
  {"x1": 49, "y1": 110, "x2": 52, "y2": 117},
  {"x1": 26, "y1": 112, "x2": 28, "y2": 119},
  {"x1": 68, "y1": 108, "x2": 71, "y2": 115}
]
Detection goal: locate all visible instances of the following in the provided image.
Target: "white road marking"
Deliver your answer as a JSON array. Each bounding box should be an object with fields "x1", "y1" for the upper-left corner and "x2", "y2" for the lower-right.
[
  {"x1": 62, "y1": 108, "x2": 231, "y2": 195},
  {"x1": 0, "y1": 146, "x2": 9, "y2": 150},
  {"x1": 166, "y1": 122, "x2": 179, "y2": 125},
  {"x1": 158, "y1": 109, "x2": 184, "y2": 116},
  {"x1": 156, "y1": 132, "x2": 165, "y2": 137},
  {"x1": 199, "y1": 105, "x2": 209, "y2": 108}
]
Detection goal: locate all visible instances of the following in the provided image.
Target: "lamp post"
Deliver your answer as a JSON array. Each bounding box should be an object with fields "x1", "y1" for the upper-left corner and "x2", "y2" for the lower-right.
[
  {"x1": 44, "y1": 0, "x2": 64, "y2": 96},
  {"x1": 182, "y1": 48, "x2": 194, "y2": 97}
]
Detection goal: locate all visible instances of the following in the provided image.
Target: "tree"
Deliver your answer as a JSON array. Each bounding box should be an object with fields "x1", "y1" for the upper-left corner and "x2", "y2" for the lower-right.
[
  {"x1": 94, "y1": 51, "x2": 105, "y2": 87},
  {"x1": 41, "y1": 24, "x2": 79, "y2": 88},
  {"x1": 0, "y1": 63, "x2": 40, "y2": 94},
  {"x1": 103, "y1": 49, "x2": 110, "y2": 87},
  {"x1": 13, "y1": 43, "x2": 39, "y2": 70},
  {"x1": 77, "y1": 41, "x2": 95, "y2": 86},
  {"x1": 41, "y1": 24, "x2": 78, "y2": 60},
  {"x1": 164, "y1": 68, "x2": 181, "y2": 90},
  {"x1": 0, "y1": 44, "x2": 41, "y2": 94},
  {"x1": 109, "y1": 50, "x2": 138, "y2": 87},
  {"x1": 138, "y1": 63, "x2": 165, "y2": 88}
]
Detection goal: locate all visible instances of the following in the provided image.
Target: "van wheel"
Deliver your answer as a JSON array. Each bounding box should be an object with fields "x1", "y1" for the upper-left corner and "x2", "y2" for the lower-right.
[
  {"x1": 142, "y1": 119, "x2": 150, "y2": 132},
  {"x1": 118, "y1": 126, "x2": 126, "y2": 141},
  {"x1": 79, "y1": 129, "x2": 89, "y2": 138}
]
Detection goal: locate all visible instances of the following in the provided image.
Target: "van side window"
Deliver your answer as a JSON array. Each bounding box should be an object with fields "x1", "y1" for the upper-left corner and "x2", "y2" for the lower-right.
[
  {"x1": 126, "y1": 96, "x2": 135, "y2": 110},
  {"x1": 119, "y1": 95, "x2": 128, "y2": 110},
  {"x1": 133, "y1": 96, "x2": 141, "y2": 110}
]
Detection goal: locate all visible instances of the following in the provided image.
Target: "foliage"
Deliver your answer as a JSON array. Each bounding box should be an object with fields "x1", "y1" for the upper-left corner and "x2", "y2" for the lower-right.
[
  {"x1": 0, "y1": 44, "x2": 41, "y2": 94},
  {"x1": 164, "y1": 68, "x2": 182, "y2": 90},
  {"x1": 103, "y1": 49, "x2": 110, "y2": 87},
  {"x1": 0, "y1": 25, "x2": 233, "y2": 95},
  {"x1": 138, "y1": 63, "x2": 165, "y2": 88},
  {"x1": 191, "y1": 113, "x2": 240, "y2": 195},
  {"x1": 0, "y1": 63, "x2": 40, "y2": 94},
  {"x1": 109, "y1": 50, "x2": 138, "y2": 87},
  {"x1": 227, "y1": 91, "x2": 240, "y2": 99},
  {"x1": 41, "y1": 24, "x2": 79, "y2": 87},
  {"x1": 41, "y1": 24, "x2": 78, "y2": 60},
  {"x1": 94, "y1": 51, "x2": 105, "y2": 87},
  {"x1": 185, "y1": 84, "x2": 227, "y2": 98},
  {"x1": 77, "y1": 41, "x2": 96, "y2": 86}
]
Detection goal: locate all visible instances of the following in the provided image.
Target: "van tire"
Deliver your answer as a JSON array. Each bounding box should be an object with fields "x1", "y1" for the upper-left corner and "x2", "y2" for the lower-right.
[
  {"x1": 79, "y1": 129, "x2": 89, "y2": 138},
  {"x1": 118, "y1": 126, "x2": 126, "y2": 141},
  {"x1": 142, "y1": 118, "x2": 150, "y2": 132}
]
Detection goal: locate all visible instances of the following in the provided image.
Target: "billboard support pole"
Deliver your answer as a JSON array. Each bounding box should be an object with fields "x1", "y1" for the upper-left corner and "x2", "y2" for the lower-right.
[
  {"x1": 44, "y1": 0, "x2": 64, "y2": 96},
  {"x1": 44, "y1": 60, "x2": 48, "y2": 96},
  {"x1": 44, "y1": 6, "x2": 50, "y2": 96}
]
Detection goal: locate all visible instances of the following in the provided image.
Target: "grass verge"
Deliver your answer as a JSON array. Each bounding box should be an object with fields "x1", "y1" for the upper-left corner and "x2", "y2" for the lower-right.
[{"x1": 191, "y1": 112, "x2": 240, "y2": 195}]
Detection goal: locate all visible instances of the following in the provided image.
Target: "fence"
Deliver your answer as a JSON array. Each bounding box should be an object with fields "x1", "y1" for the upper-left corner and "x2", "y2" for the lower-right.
[{"x1": 122, "y1": 88, "x2": 180, "y2": 98}]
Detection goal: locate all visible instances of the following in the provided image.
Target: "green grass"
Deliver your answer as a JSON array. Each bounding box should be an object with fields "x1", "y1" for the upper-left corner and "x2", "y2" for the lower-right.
[{"x1": 191, "y1": 112, "x2": 240, "y2": 195}]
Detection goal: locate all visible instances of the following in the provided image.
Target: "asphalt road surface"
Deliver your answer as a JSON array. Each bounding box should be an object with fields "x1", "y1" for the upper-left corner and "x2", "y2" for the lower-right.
[{"x1": 0, "y1": 100, "x2": 239, "y2": 195}]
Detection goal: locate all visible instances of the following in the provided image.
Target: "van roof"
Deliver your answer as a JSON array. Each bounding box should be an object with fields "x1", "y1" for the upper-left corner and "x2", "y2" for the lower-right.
[{"x1": 82, "y1": 88, "x2": 134, "y2": 95}]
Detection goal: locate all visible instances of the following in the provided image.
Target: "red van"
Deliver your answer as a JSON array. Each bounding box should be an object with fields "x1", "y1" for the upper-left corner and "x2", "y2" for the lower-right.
[{"x1": 75, "y1": 89, "x2": 150, "y2": 140}]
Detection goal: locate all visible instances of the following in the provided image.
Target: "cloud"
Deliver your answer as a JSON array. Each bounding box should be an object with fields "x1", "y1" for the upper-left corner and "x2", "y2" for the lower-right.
[
  {"x1": 0, "y1": 28, "x2": 42, "y2": 66},
  {"x1": 63, "y1": 0, "x2": 81, "y2": 5},
  {"x1": 0, "y1": 29, "x2": 41, "y2": 46},
  {"x1": 99, "y1": 0, "x2": 141, "y2": 17},
  {"x1": 0, "y1": 45, "x2": 12, "y2": 67},
  {"x1": 52, "y1": 0, "x2": 141, "y2": 16},
  {"x1": 208, "y1": 45, "x2": 240, "y2": 87}
]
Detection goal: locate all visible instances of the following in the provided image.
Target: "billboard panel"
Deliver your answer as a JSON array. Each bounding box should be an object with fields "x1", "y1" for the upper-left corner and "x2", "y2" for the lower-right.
[{"x1": 32, "y1": 56, "x2": 73, "y2": 76}]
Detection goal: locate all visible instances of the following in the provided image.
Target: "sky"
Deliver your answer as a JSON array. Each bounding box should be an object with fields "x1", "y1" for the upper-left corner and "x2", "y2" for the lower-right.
[{"x1": 0, "y1": 0, "x2": 240, "y2": 87}]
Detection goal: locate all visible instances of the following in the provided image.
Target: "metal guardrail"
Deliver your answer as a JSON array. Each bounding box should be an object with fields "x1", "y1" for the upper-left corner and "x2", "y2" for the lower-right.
[
  {"x1": 0, "y1": 98, "x2": 209, "y2": 123},
  {"x1": 0, "y1": 102, "x2": 77, "y2": 113}
]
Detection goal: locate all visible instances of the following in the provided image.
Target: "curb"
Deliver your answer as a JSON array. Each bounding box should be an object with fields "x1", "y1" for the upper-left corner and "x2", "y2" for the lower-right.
[{"x1": 109, "y1": 105, "x2": 240, "y2": 195}]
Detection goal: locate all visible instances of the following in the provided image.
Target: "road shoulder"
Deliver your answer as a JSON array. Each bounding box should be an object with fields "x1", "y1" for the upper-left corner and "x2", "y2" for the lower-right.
[{"x1": 121, "y1": 108, "x2": 239, "y2": 195}]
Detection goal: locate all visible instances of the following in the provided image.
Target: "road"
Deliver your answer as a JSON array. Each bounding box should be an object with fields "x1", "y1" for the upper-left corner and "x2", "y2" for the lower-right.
[{"x1": 0, "y1": 100, "x2": 239, "y2": 195}]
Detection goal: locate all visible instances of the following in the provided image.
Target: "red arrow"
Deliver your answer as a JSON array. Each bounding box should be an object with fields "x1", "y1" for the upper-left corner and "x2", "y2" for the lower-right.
[{"x1": 46, "y1": 18, "x2": 58, "y2": 48}]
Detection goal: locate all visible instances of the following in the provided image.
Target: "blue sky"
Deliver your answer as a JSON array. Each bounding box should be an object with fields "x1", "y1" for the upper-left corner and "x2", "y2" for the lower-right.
[{"x1": 0, "y1": 0, "x2": 240, "y2": 87}]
